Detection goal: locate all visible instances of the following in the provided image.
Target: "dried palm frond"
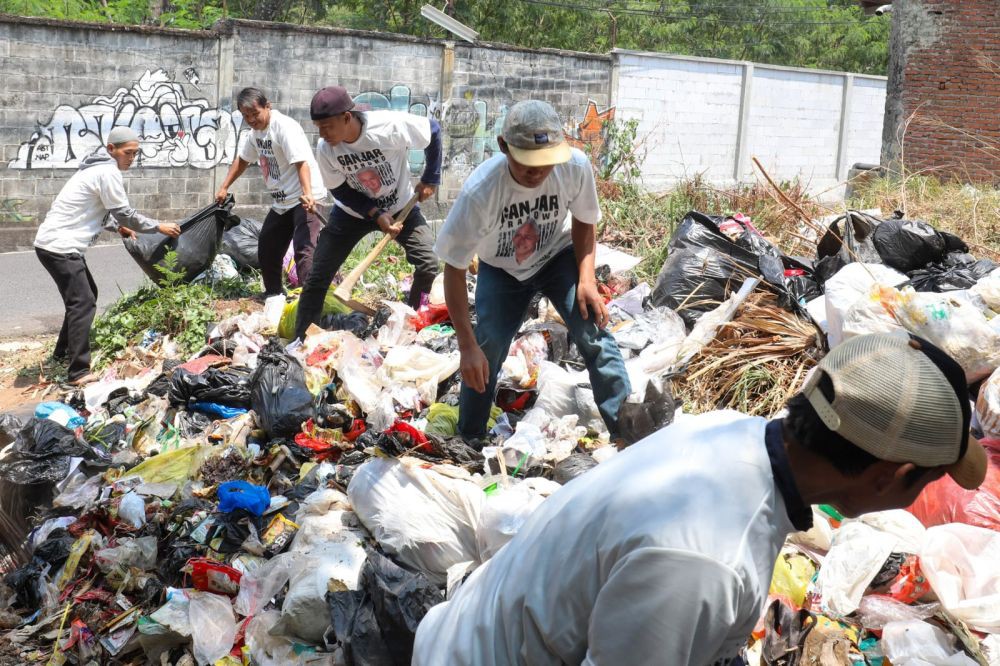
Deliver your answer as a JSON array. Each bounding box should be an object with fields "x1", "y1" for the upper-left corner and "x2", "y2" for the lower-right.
[{"x1": 674, "y1": 293, "x2": 823, "y2": 417}]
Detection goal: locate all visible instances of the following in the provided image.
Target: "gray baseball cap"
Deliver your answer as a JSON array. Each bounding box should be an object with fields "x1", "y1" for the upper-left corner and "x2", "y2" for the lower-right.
[{"x1": 501, "y1": 100, "x2": 571, "y2": 167}]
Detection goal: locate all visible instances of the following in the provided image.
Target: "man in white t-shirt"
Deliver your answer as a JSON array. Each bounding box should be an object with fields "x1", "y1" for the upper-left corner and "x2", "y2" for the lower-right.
[
  {"x1": 413, "y1": 333, "x2": 989, "y2": 665},
  {"x1": 34, "y1": 126, "x2": 180, "y2": 385},
  {"x1": 215, "y1": 88, "x2": 327, "y2": 296},
  {"x1": 292, "y1": 85, "x2": 443, "y2": 340},
  {"x1": 434, "y1": 99, "x2": 630, "y2": 442}
]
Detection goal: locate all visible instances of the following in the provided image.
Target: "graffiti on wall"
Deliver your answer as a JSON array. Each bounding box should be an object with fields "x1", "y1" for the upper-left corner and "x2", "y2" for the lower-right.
[
  {"x1": 8, "y1": 69, "x2": 240, "y2": 170},
  {"x1": 0, "y1": 199, "x2": 34, "y2": 224},
  {"x1": 349, "y1": 85, "x2": 615, "y2": 183}
]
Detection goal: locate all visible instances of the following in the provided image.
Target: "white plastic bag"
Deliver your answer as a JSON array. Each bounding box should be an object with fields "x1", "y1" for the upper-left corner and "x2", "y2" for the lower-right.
[
  {"x1": 273, "y1": 543, "x2": 367, "y2": 643},
  {"x1": 919, "y1": 523, "x2": 1000, "y2": 633},
  {"x1": 348, "y1": 457, "x2": 483, "y2": 582},
  {"x1": 188, "y1": 591, "x2": 237, "y2": 666},
  {"x1": 841, "y1": 285, "x2": 907, "y2": 342},
  {"x1": 476, "y1": 480, "x2": 556, "y2": 560},
  {"x1": 881, "y1": 619, "x2": 978, "y2": 665},
  {"x1": 976, "y1": 367, "x2": 1000, "y2": 439},
  {"x1": 824, "y1": 263, "x2": 908, "y2": 348},
  {"x1": 118, "y1": 491, "x2": 146, "y2": 529},
  {"x1": 234, "y1": 551, "x2": 303, "y2": 616},
  {"x1": 814, "y1": 521, "x2": 897, "y2": 616},
  {"x1": 378, "y1": 345, "x2": 460, "y2": 406},
  {"x1": 94, "y1": 536, "x2": 158, "y2": 573},
  {"x1": 535, "y1": 362, "x2": 602, "y2": 430},
  {"x1": 970, "y1": 268, "x2": 1000, "y2": 312},
  {"x1": 376, "y1": 301, "x2": 418, "y2": 347},
  {"x1": 52, "y1": 472, "x2": 103, "y2": 509},
  {"x1": 856, "y1": 596, "x2": 940, "y2": 630}
]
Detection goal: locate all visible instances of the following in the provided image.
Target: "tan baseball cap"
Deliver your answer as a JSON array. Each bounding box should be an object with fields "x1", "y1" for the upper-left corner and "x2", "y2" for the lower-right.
[
  {"x1": 803, "y1": 333, "x2": 988, "y2": 490},
  {"x1": 501, "y1": 100, "x2": 572, "y2": 167}
]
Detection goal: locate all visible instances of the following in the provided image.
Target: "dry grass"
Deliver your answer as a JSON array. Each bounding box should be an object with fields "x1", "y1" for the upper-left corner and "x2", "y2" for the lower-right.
[{"x1": 673, "y1": 293, "x2": 823, "y2": 417}]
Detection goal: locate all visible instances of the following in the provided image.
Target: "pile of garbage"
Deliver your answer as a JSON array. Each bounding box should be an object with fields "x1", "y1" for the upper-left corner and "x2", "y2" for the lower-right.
[{"x1": 0, "y1": 205, "x2": 998, "y2": 664}]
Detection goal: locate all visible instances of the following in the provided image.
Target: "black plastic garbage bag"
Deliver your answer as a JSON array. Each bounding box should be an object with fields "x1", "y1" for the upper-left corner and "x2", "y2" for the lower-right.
[
  {"x1": 0, "y1": 413, "x2": 22, "y2": 448},
  {"x1": 168, "y1": 366, "x2": 253, "y2": 408},
  {"x1": 0, "y1": 418, "x2": 94, "y2": 485},
  {"x1": 758, "y1": 255, "x2": 822, "y2": 310},
  {"x1": 553, "y1": 453, "x2": 598, "y2": 484},
  {"x1": 326, "y1": 548, "x2": 444, "y2": 666},
  {"x1": 908, "y1": 255, "x2": 997, "y2": 292},
  {"x1": 618, "y1": 382, "x2": 679, "y2": 446},
  {"x1": 872, "y1": 218, "x2": 949, "y2": 273},
  {"x1": 4, "y1": 558, "x2": 49, "y2": 608},
  {"x1": 651, "y1": 212, "x2": 783, "y2": 327},
  {"x1": 319, "y1": 312, "x2": 371, "y2": 337},
  {"x1": 815, "y1": 210, "x2": 884, "y2": 285},
  {"x1": 33, "y1": 529, "x2": 75, "y2": 568},
  {"x1": 125, "y1": 194, "x2": 240, "y2": 285},
  {"x1": 221, "y1": 216, "x2": 263, "y2": 269},
  {"x1": 250, "y1": 340, "x2": 313, "y2": 438}
]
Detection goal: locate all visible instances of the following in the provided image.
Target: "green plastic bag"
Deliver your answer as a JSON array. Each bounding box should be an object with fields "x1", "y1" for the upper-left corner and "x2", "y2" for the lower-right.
[
  {"x1": 278, "y1": 286, "x2": 353, "y2": 339},
  {"x1": 425, "y1": 403, "x2": 502, "y2": 437}
]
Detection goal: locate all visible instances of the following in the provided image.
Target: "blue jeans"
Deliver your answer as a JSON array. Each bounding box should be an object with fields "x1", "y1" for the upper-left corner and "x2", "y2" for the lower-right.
[{"x1": 458, "y1": 248, "x2": 631, "y2": 439}]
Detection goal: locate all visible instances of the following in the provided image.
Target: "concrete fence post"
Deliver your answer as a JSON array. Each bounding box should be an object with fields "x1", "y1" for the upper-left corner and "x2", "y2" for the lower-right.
[
  {"x1": 734, "y1": 62, "x2": 754, "y2": 182},
  {"x1": 836, "y1": 73, "x2": 855, "y2": 182}
]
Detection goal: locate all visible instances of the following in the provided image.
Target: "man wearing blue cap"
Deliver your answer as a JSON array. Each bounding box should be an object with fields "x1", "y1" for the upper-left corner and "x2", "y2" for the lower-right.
[{"x1": 34, "y1": 126, "x2": 180, "y2": 385}]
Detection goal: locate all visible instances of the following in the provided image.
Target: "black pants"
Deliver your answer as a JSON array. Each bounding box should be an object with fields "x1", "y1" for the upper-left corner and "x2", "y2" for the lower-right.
[
  {"x1": 258, "y1": 203, "x2": 323, "y2": 296},
  {"x1": 36, "y1": 247, "x2": 98, "y2": 381},
  {"x1": 293, "y1": 205, "x2": 439, "y2": 340}
]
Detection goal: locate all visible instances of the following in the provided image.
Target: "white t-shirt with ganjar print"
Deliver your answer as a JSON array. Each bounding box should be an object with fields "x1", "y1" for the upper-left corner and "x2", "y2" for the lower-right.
[
  {"x1": 434, "y1": 148, "x2": 601, "y2": 281},
  {"x1": 315, "y1": 110, "x2": 431, "y2": 218},
  {"x1": 237, "y1": 109, "x2": 326, "y2": 213}
]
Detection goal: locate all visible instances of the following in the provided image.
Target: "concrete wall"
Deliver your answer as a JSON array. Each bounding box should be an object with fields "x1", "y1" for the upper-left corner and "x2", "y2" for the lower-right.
[
  {"x1": 0, "y1": 14, "x2": 884, "y2": 252},
  {"x1": 882, "y1": 0, "x2": 1000, "y2": 183},
  {"x1": 613, "y1": 49, "x2": 887, "y2": 194}
]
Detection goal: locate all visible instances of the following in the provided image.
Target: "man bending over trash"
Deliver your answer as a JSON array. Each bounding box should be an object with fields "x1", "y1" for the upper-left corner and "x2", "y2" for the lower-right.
[
  {"x1": 292, "y1": 85, "x2": 442, "y2": 340},
  {"x1": 413, "y1": 333, "x2": 988, "y2": 665},
  {"x1": 434, "y1": 99, "x2": 631, "y2": 443},
  {"x1": 34, "y1": 126, "x2": 180, "y2": 386},
  {"x1": 215, "y1": 87, "x2": 327, "y2": 297}
]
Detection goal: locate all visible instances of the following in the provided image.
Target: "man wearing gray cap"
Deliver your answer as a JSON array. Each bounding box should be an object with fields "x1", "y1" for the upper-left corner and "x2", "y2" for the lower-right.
[
  {"x1": 413, "y1": 333, "x2": 988, "y2": 665},
  {"x1": 434, "y1": 99, "x2": 630, "y2": 442},
  {"x1": 34, "y1": 126, "x2": 180, "y2": 386}
]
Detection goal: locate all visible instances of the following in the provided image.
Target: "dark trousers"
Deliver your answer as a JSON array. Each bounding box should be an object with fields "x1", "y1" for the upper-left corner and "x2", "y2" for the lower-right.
[
  {"x1": 35, "y1": 247, "x2": 98, "y2": 381},
  {"x1": 258, "y1": 203, "x2": 323, "y2": 296},
  {"x1": 293, "y1": 205, "x2": 439, "y2": 340}
]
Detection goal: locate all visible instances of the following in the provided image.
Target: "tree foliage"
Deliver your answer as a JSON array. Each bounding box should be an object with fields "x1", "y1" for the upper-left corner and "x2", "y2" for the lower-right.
[{"x1": 0, "y1": 0, "x2": 889, "y2": 74}]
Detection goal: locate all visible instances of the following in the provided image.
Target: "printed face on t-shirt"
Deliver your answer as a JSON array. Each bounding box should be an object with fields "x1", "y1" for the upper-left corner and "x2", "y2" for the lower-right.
[
  {"x1": 513, "y1": 220, "x2": 540, "y2": 265},
  {"x1": 355, "y1": 168, "x2": 383, "y2": 195}
]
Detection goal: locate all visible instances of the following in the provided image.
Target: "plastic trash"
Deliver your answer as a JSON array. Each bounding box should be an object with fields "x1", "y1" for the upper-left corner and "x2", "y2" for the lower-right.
[
  {"x1": 651, "y1": 212, "x2": 783, "y2": 326},
  {"x1": 52, "y1": 472, "x2": 103, "y2": 509},
  {"x1": 168, "y1": 366, "x2": 252, "y2": 408},
  {"x1": 250, "y1": 340, "x2": 313, "y2": 438},
  {"x1": 881, "y1": 619, "x2": 978, "y2": 666},
  {"x1": 263, "y1": 295, "x2": 285, "y2": 328},
  {"x1": 814, "y1": 521, "x2": 898, "y2": 616},
  {"x1": 840, "y1": 283, "x2": 908, "y2": 343},
  {"x1": 34, "y1": 401, "x2": 85, "y2": 429},
  {"x1": 618, "y1": 380, "x2": 678, "y2": 446},
  {"x1": 125, "y1": 195, "x2": 239, "y2": 285},
  {"x1": 348, "y1": 457, "x2": 483, "y2": 582},
  {"x1": 277, "y1": 284, "x2": 354, "y2": 339},
  {"x1": 0, "y1": 417, "x2": 95, "y2": 485},
  {"x1": 919, "y1": 523, "x2": 1000, "y2": 633},
  {"x1": 326, "y1": 547, "x2": 443, "y2": 666},
  {"x1": 476, "y1": 481, "x2": 551, "y2": 560},
  {"x1": 94, "y1": 536, "x2": 158, "y2": 573},
  {"x1": 0, "y1": 412, "x2": 22, "y2": 447},
  {"x1": 769, "y1": 548, "x2": 817, "y2": 609},
  {"x1": 118, "y1": 491, "x2": 146, "y2": 528},
  {"x1": 188, "y1": 590, "x2": 237, "y2": 665},
  {"x1": 872, "y1": 218, "x2": 949, "y2": 273},
  {"x1": 190, "y1": 401, "x2": 247, "y2": 419},
  {"x1": 552, "y1": 452, "x2": 598, "y2": 484},
  {"x1": 970, "y1": 268, "x2": 1000, "y2": 311},
  {"x1": 823, "y1": 263, "x2": 908, "y2": 348},
  {"x1": 977, "y1": 370, "x2": 1000, "y2": 439},
  {"x1": 377, "y1": 345, "x2": 460, "y2": 406},
  {"x1": 121, "y1": 445, "x2": 204, "y2": 485},
  {"x1": 907, "y1": 439, "x2": 1000, "y2": 532},
  {"x1": 217, "y1": 481, "x2": 271, "y2": 516},
  {"x1": 856, "y1": 595, "x2": 940, "y2": 630},
  {"x1": 193, "y1": 252, "x2": 239, "y2": 283},
  {"x1": 221, "y1": 216, "x2": 262, "y2": 269},
  {"x1": 675, "y1": 277, "x2": 759, "y2": 367},
  {"x1": 814, "y1": 210, "x2": 885, "y2": 284}
]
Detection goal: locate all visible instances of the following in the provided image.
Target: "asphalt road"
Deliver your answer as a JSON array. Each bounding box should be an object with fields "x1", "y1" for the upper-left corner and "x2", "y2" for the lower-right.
[{"x1": 0, "y1": 243, "x2": 149, "y2": 338}]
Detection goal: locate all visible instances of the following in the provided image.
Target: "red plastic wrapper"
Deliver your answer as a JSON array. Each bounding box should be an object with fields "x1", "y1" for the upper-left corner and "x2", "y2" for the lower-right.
[
  {"x1": 907, "y1": 439, "x2": 1000, "y2": 532},
  {"x1": 187, "y1": 557, "x2": 242, "y2": 596},
  {"x1": 865, "y1": 553, "x2": 931, "y2": 604},
  {"x1": 385, "y1": 420, "x2": 432, "y2": 453},
  {"x1": 412, "y1": 303, "x2": 450, "y2": 331}
]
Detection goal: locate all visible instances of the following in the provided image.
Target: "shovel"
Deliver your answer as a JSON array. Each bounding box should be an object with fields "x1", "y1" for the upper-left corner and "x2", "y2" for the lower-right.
[{"x1": 331, "y1": 192, "x2": 420, "y2": 315}]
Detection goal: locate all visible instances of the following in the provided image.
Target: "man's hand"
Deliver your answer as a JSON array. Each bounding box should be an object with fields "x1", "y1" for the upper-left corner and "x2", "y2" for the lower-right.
[
  {"x1": 214, "y1": 186, "x2": 228, "y2": 204},
  {"x1": 577, "y1": 279, "x2": 609, "y2": 328},
  {"x1": 376, "y1": 212, "x2": 403, "y2": 238},
  {"x1": 459, "y1": 344, "x2": 490, "y2": 394},
  {"x1": 299, "y1": 193, "x2": 316, "y2": 213},
  {"x1": 117, "y1": 226, "x2": 136, "y2": 240},
  {"x1": 415, "y1": 182, "x2": 437, "y2": 202},
  {"x1": 158, "y1": 223, "x2": 182, "y2": 238}
]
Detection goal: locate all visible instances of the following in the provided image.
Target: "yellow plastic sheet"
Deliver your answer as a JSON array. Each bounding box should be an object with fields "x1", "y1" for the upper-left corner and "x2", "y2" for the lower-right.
[
  {"x1": 278, "y1": 287, "x2": 352, "y2": 340},
  {"x1": 425, "y1": 403, "x2": 502, "y2": 437},
  {"x1": 769, "y1": 550, "x2": 816, "y2": 608},
  {"x1": 124, "y1": 445, "x2": 204, "y2": 484}
]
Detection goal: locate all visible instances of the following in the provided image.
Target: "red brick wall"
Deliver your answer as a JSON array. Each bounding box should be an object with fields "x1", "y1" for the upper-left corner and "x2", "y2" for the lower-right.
[{"x1": 885, "y1": 0, "x2": 1000, "y2": 183}]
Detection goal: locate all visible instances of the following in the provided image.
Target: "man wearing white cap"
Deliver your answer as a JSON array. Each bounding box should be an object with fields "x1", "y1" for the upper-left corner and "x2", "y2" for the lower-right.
[
  {"x1": 34, "y1": 126, "x2": 180, "y2": 386},
  {"x1": 413, "y1": 333, "x2": 988, "y2": 665},
  {"x1": 435, "y1": 99, "x2": 630, "y2": 442}
]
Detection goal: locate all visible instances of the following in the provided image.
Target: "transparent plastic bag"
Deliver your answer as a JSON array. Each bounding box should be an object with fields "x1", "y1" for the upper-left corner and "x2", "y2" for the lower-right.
[
  {"x1": 188, "y1": 591, "x2": 237, "y2": 666},
  {"x1": 976, "y1": 370, "x2": 1000, "y2": 439},
  {"x1": 94, "y1": 536, "x2": 158, "y2": 573},
  {"x1": 118, "y1": 491, "x2": 146, "y2": 528},
  {"x1": 881, "y1": 619, "x2": 977, "y2": 665},
  {"x1": 476, "y1": 481, "x2": 551, "y2": 560},
  {"x1": 919, "y1": 523, "x2": 1000, "y2": 633},
  {"x1": 856, "y1": 595, "x2": 940, "y2": 630}
]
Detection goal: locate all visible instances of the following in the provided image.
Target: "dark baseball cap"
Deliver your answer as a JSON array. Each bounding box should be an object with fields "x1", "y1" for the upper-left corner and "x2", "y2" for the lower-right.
[{"x1": 311, "y1": 86, "x2": 355, "y2": 120}]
